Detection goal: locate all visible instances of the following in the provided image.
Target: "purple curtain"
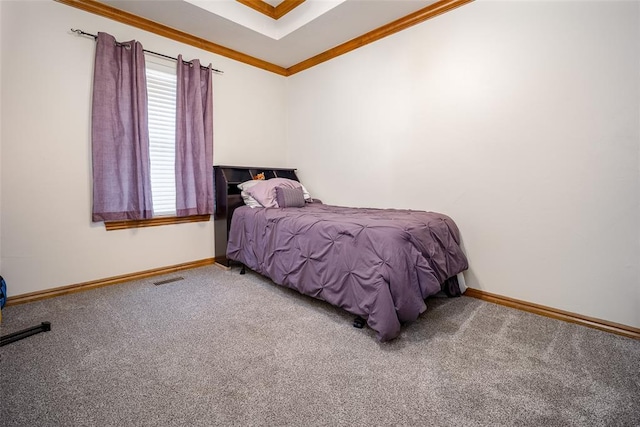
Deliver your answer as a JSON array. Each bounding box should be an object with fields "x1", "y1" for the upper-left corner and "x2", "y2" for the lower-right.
[
  {"x1": 91, "y1": 32, "x2": 153, "y2": 222},
  {"x1": 175, "y1": 55, "x2": 214, "y2": 217}
]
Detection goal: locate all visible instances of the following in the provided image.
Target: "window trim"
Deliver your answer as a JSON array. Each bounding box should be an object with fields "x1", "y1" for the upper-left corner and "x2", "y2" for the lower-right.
[{"x1": 105, "y1": 215, "x2": 211, "y2": 231}]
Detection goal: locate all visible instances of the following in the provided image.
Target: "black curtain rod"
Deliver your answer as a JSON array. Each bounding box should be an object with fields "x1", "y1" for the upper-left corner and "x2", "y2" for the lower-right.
[{"x1": 71, "y1": 28, "x2": 223, "y2": 74}]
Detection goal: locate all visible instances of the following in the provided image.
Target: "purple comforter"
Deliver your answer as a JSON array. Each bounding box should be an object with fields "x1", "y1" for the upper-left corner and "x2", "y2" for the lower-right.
[{"x1": 227, "y1": 204, "x2": 468, "y2": 341}]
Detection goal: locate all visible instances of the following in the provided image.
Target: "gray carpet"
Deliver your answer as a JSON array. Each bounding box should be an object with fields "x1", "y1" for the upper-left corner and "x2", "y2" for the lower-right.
[{"x1": 1, "y1": 265, "x2": 638, "y2": 426}]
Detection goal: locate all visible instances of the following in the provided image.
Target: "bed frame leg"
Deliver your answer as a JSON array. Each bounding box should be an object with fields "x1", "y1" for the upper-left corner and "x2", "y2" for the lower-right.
[
  {"x1": 353, "y1": 316, "x2": 365, "y2": 329},
  {"x1": 240, "y1": 265, "x2": 246, "y2": 275}
]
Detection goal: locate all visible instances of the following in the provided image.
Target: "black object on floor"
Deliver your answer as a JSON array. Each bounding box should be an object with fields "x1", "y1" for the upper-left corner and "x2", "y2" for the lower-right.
[
  {"x1": 1, "y1": 321, "x2": 51, "y2": 347},
  {"x1": 353, "y1": 317, "x2": 365, "y2": 329}
]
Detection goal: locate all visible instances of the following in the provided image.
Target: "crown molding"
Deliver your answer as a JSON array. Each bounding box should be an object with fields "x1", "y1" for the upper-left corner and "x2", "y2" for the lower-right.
[
  {"x1": 54, "y1": 0, "x2": 289, "y2": 75},
  {"x1": 236, "y1": 0, "x2": 306, "y2": 20},
  {"x1": 273, "y1": 0, "x2": 306, "y2": 20},
  {"x1": 55, "y1": 0, "x2": 472, "y2": 76},
  {"x1": 286, "y1": 0, "x2": 473, "y2": 75}
]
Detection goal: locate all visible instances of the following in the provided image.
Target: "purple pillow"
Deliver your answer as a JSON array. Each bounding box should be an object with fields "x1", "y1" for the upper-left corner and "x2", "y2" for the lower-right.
[
  {"x1": 246, "y1": 178, "x2": 303, "y2": 208},
  {"x1": 275, "y1": 187, "x2": 306, "y2": 208}
]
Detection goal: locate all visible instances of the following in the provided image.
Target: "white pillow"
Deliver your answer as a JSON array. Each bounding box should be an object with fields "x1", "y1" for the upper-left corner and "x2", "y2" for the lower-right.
[
  {"x1": 241, "y1": 191, "x2": 263, "y2": 208},
  {"x1": 300, "y1": 184, "x2": 311, "y2": 200},
  {"x1": 238, "y1": 180, "x2": 262, "y2": 191},
  {"x1": 237, "y1": 180, "x2": 264, "y2": 208}
]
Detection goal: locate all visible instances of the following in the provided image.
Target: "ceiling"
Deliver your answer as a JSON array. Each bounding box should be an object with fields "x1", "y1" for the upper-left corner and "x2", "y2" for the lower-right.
[{"x1": 96, "y1": 0, "x2": 445, "y2": 69}]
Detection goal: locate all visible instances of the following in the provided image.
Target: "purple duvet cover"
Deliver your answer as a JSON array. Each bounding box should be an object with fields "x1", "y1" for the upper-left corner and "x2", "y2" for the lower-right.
[{"x1": 227, "y1": 204, "x2": 468, "y2": 341}]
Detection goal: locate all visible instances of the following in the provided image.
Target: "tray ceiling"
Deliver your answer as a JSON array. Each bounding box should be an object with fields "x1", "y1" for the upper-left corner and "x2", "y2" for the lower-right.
[{"x1": 98, "y1": 0, "x2": 443, "y2": 68}]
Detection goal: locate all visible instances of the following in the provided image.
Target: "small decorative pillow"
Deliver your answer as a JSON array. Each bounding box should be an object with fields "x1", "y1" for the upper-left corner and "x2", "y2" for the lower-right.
[{"x1": 275, "y1": 187, "x2": 306, "y2": 208}]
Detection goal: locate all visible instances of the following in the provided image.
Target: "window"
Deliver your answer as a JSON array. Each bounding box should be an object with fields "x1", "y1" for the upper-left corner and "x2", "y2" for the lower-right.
[
  {"x1": 104, "y1": 60, "x2": 211, "y2": 230},
  {"x1": 93, "y1": 34, "x2": 214, "y2": 230},
  {"x1": 146, "y1": 62, "x2": 177, "y2": 217}
]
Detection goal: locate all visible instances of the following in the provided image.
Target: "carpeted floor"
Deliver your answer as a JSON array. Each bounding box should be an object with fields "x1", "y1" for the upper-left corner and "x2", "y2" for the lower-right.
[{"x1": 1, "y1": 265, "x2": 638, "y2": 426}]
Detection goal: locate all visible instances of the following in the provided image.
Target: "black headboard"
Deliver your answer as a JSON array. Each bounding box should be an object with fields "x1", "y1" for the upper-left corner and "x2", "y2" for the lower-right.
[{"x1": 213, "y1": 165, "x2": 300, "y2": 267}]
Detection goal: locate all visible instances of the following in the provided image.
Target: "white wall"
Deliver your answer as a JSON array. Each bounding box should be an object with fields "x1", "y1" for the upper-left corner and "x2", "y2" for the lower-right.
[
  {"x1": 0, "y1": 0, "x2": 287, "y2": 296},
  {"x1": 286, "y1": 0, "x2": 640, "y2": 328}
]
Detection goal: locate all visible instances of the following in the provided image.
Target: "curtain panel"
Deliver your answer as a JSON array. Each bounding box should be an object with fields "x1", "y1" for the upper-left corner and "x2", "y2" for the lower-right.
[
  {"x1": 175, "y1": 55, "x2": 214, "y2": 217},
  {"x1": 91, "y1": 32, "x2": 153, "y2": 222}
]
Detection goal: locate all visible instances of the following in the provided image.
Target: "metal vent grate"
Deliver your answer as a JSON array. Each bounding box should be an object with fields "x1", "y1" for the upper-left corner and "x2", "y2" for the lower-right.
[{"x1": 153, "y1": 276, "x2": 184, "y2": 286}]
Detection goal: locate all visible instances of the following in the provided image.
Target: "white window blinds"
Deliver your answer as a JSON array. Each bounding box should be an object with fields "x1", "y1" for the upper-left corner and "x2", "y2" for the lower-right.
[{"x1": 146, "y1": 64, "x2": 177, "y2": 216}]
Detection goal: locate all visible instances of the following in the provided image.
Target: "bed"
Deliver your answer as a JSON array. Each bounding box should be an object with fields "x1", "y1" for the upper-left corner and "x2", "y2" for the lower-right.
[{"x1": 214, "y1": 166, "x2": 469, "y2": 341}]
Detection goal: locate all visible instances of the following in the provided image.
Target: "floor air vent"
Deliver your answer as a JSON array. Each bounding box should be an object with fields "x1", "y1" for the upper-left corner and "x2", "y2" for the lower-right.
[{"x1": 153, "y1": 277, "x2": 184, "y2": 286}]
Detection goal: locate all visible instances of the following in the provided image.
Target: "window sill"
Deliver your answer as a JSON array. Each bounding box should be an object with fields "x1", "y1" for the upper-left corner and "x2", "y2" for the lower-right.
[{"x1": 105, "y1": 214, "x2": 211, "y2": 231}]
